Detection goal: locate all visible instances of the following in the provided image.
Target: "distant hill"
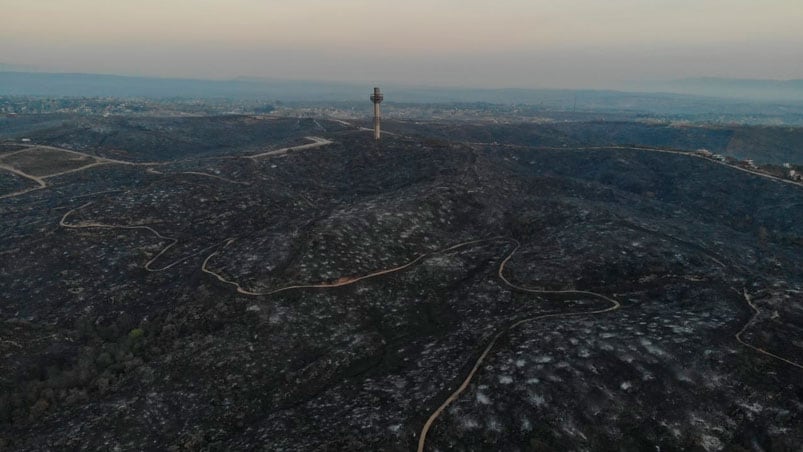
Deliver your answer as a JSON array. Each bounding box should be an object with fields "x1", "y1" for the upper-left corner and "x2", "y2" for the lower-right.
[
  {"x1": 3, "y1": 71, "x2": 803, "y2": 108},
  {"x1": 385, "y1": 120, "x2": 803, "y2": 165},
  {"x1": 639, "y1": 78, "x2": 803, "y2": 102},
  {"x1": 0, "y1": 71, "x2": 366, "y2": 101},
  {"x1": 4, "y1": 72, "x2": 803, "y2": 128}
]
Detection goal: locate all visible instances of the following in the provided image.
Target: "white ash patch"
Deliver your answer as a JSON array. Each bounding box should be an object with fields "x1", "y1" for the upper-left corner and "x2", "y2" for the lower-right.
[
  {"x1": 268, "y1": 308, "x2": 286, "y2": 325},
  {"x1": 561, "y1": 420, "x2": 588, "y2": 440},
  {"x1": 767, "y1": 425, "x2": 791, "y2": 435},
  {"x1": 599, "y1": 342, "x2": 615, "y2": 352},
  {"x1": 675, "y1": 369, "x2": 695, "y2": 384},
  {"x1": 639, "y1": 338, "x2": 668, "y2": 357},
  {"x1": 487, "y1": 416, "x2": 503, "y2": 432},
  {"x1": 670, "y1": 324, "x2": 694, "y2": 334},
  {"x1": 546, "y1": 374, "x2": 563, "y2": 383},
  {"x1": 527, "y1": 391, "x2": 546, "y2": 407},
  {"x1": 476, "y1": 392, "x2": 492, "y2": 405},
  {"x1": 699, "y1": 434, "x2": 723, "y2": 451},
  {"x1": 702, "y1": 372, "x2": 725, "y2": 390},
  {"x1": 461, "y1": 418, "x2": 480, "y2": 430},
  {"x1": 737, "y1": 401, "x2": 764, "y2": 420},
  {"x1": 660, "y1": 421, "x2": 682, "y2": 439}
]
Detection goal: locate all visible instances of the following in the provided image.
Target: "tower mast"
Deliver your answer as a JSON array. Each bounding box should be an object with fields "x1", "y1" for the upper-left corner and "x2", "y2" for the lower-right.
[{"x1": 370, "y1": 87, "x2": 384, "y2": 140}]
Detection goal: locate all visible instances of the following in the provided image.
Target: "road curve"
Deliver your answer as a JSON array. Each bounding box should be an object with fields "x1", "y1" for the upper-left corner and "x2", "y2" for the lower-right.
[
  {"x1": 594, "y1": 146, "x2": 802, "y2": 187},
  {"x1": 248, "y1": 136, "x2": 333, "y2": 159},
  {"x1": 200, "y1": 235, "x2": 622, "y2": 451},
  {"x1": 177, "y1": 171, "x2": 251, "y2": 186},
  {"x1": 1, "y1": 138, "x2": 335, "y2": 200},
  {"x1": 734, "y1": 288, "x2": 803, "y2": 370},
  {"x1": 201, "y1": 238, "x2": 498, "y2": 296},
  {"x1": 60, "y1": 202, "x2": 186, "y2": 272},
  {"x1": 0, "y1": 163, "x2": 47, "y2": 199},
  {"x1": 463, "y1": 142, "x2": 803, "y2": 189},
  {"x1": 0, "y1": 146, "x2": 125, "y2": 200},
  {"x1": 416, "y1": 240, "x2": 621, "y2": 452}
]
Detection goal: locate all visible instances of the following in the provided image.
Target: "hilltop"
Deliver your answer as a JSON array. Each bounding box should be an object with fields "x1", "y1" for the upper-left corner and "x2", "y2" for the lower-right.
[{"x1": 1, "y1": 116, "x2": 802, "y2": 450}]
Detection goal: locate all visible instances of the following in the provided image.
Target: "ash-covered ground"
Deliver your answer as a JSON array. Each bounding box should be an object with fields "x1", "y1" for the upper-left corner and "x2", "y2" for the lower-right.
[{"x1": 1, "y1": 116, "x2": 801, "y2": 451}]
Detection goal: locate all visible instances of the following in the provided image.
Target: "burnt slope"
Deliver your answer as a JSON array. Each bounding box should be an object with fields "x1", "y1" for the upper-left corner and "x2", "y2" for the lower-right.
[{"x1": 1, "y1": 122, "x2": 801, "y2": 451}]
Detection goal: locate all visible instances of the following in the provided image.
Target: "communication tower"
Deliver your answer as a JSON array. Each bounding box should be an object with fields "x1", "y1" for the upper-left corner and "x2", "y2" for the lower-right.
[{"x1": 370, "y1": 87, "x2": 384, "y2": 140}]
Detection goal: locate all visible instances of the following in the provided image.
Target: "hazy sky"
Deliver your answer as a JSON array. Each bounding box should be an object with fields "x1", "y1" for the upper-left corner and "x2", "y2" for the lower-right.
[{"x1": 2, "y1": 0, "x2": 802, "y2": 88}]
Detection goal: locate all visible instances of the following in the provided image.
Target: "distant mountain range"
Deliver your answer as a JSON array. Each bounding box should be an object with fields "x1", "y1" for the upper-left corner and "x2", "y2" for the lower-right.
[
  {"x1": 1, "y1": 71, "x2": 803, "y2": 106},
  {"x1": 634, "y1": 77, "x2": 803, "y2": 102}
]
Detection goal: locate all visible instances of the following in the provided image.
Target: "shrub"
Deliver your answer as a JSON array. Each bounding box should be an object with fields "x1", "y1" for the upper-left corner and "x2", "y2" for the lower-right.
[{"x1": 128, "y1": 328, "x2": 145, "y2": 340}]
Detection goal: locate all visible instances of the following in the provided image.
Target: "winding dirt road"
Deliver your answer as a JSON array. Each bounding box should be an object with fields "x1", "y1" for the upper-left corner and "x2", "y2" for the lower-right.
[
  {"x1": 590, "y1": 145, "x2": 802, "y2": 187},
  {"x1": 201, "y1": 235, "x2": 623, "y2": 451},
  {"x1": 201, "y1": 238, "x2": 497, "y2": 296},
  {"x1": 60, "y1": 202, "x2": 237, "y2": 272},
  {"x1": 0, "y1": 145, "x2": 141, "y2": 200},
  {"x1": 202, "y1": 234, "x2": 802, "y2": 450},
  {"x1": 0, "y1": 162, "x2": 47, "y2": 199},
  {"x1": 177, "y1": 171, "x2": 251, "y2": 186},
  {"x1": 464, "y1": 142, "x2": 803, "y2": 189},
  {"x1": 734, "y1": 288, "x2": 803, "y2": 370},
  {"x1": 9, "y1": 136, "x2": 803, "y2": 449},
  {"x1": 60, "y1": 202, "x2": 183, "y2": 272},
  {"x1": 0, "y1": 137, "x2": 334, "y2": 200},
  {"x1": 416, "y1": 240, "x2": 621, "y2": 452},
  {"x1": 248, "y1": 137, "x2": 333, "y2": 159}
]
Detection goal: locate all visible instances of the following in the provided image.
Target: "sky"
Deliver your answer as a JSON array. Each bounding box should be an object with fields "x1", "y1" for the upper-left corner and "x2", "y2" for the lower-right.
[{"x1": 2, "y1": 0, "x2": 802, "y2": 89}]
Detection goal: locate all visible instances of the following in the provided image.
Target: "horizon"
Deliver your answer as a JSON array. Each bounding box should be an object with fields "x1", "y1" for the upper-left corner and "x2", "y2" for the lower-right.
[
  {"x1": 2, "y1": 66, "x2": 803, "y2": 88},
  {"x1": 2, "y1": 0, "x2": 803, "y2": 89},
  {"x1": 4, "y1": 69, "x2": 803, "y2": 105}
]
